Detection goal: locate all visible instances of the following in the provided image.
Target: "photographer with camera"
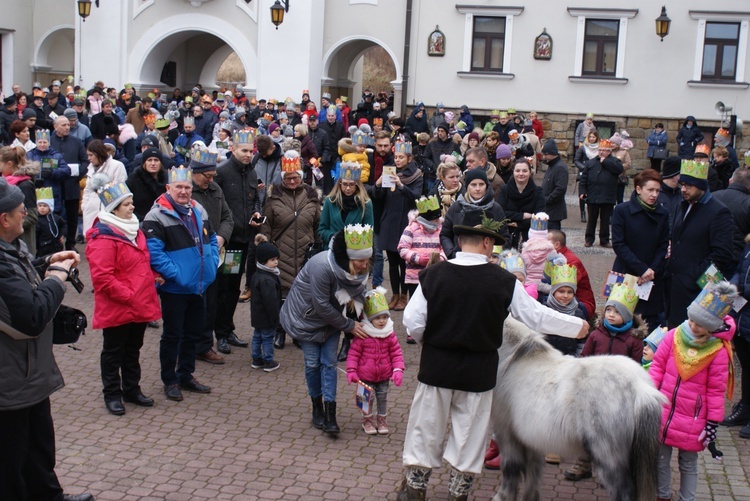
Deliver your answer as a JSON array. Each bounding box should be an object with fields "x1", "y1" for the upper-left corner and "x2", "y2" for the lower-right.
[{"x1": 0, "y1": 177, "x2": 93, "y2": 501}]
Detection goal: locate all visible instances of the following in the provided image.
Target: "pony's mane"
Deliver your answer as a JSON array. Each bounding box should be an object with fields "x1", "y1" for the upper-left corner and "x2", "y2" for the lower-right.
[{"x1": 506, "y1": 334, "x2": 555, "y2": 366}]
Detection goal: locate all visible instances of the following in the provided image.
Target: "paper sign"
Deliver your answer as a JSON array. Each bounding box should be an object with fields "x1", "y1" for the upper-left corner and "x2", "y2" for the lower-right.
[
  {"x1": 221, "y1": 249, "x2": 242, "y2": 275},
  {"x1": 601, "y1": 271, "x2": 646, "y2": 298},
  {"x1": 41, "y1": 158, "x2": 59, "y2": 170},
  {"x1": 733, "y1": 296, "x2": 748, "y2": 313},
  {"x1": 381, "y1": 166, "x2": 397, "y2": 188},
  {"x1": 355, "y1": 381, "x2": 374, "y2": 415},
  {"x1": 697, "y1": 263, "x2": 724, "y2": 289}
]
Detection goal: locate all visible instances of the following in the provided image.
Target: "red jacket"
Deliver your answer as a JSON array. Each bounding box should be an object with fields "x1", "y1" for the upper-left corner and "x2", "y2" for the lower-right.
[
  {"x1": 85, "y1": 220, "x2": 161, "y2": 329},
  {"x1": 649, "y1": 317, "x2": 734, "y2": 452},
  {"x1": 346, "y1": 326, "x2": 405, "y2": 383},
  {"x1": 580, "y1": 316, "x2": 647, "y2": 361},
  {"x1": 559, "y1": 245, "x2": 596, "y2": 319}
]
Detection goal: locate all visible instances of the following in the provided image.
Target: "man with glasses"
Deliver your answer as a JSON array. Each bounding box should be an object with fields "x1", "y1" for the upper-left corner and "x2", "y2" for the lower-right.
[
  {"x1": 191, "y1": 152, "x2": 234, "y2": 365},
  {"x1": 143, "y1": 165, "x2": 219, "y2": 401}
]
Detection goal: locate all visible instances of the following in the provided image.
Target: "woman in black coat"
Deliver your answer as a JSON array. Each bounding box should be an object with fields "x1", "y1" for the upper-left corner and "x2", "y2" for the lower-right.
[
  {"x1": 497, "y1": 158, "x2": 545, "y2": 250},
  {"x1": 125, "y1": 147, "x2": 167, "y2": 222},
  {"x1": 611, "y1": 169, "x2": 670, "y2": 330},
  {"x1": 579, "y1": 140, "x2": 623, "y2": 248}
]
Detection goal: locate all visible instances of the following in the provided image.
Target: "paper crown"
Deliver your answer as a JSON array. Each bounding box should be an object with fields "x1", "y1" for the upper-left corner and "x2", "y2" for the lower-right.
[
  {"x1": 352, "y1": 130, "x2": 371, "y2": 146},
  {"x1": 36, "y1": 129, "x2": 50, "y2": 142},
  {"x1": 36, "y1": 187, "x2": 54, "y2": 201},
  {"x1": 344, "y1": 224, "x2": 374, "y2": 251},
  {"x1": 124, "y1": 83, "x2": 133, "y2": 89},
  {"x1": 499, "y1": 111, "x2": 508, "y2": 118},
  {"x1": 694, "y1": 143, "x2": 711, "y2": 157},
  {"x1": 690, "y1": 283, "x2": 734, "y2": 325},
  {"x1": 169, "y1": 166, "x2": 192, "y2": 183},
  {"x1": 599, "y1": 138, "x2": 613, "y2": 150},
  {"x1": 715, "y1": 128, "x2": 730, "y2": 140},
  {"x1": 530, "y1": 212, "x2": 549, "y2": 231},
  {"x1": 234, "y1": 128, "x2": 255, "y2": 145},
  {"x1": 543, "y1": 251, "x2": 567, "y2": 282},
  {"x1": 490, "y1": 109, "x2": 501, "y2": 117},
  {"x1": 373, "y1": 118, "x2": 383, "y2": 126},
  {"x1": 144, "y1": 114, "x2": 156, "y2": 125},
  {"x1": 508, "y1": 129, "x2": 519, "y2": 139},
  {"x1": 282, "y1": 150, "x2": 301, "y2": 172},
  {"x1": 492, "y1": 245, "x2": 503, "y2": 255},
  {"x1": 183, "y1": 116, "x2": 194, "y2": 126},
  {"x1": 191, "y1": 148, "x2": 218, "y2": 166},
  {"x1": 500, "y1": 250, "x2": 526, "y2": 277},
  {"x1": 340, "y1": 161, "x2": 362, "y2": 181},
  {"x1": 155, "y1": 118, "x2": 169, "y2": 129},
  {"x1": 550, "y1": 264, "x2": 578, "y2": 289},
  {"x1": 184, "y1": 96, "x2": 194, "y2": 103},
  {"x1": 644, "y1": 326, "x2": 667, "y2": 352},
  {"x1": 364, "y1": 287, "x2": 390, "y2": 320},
  {"x1": 415, "y1": 195, "x2": 440, "y2": 214},
  {"x1": 680, "y1": 159, "x2": 708, "y2": 180},
  {"x1": 98, "y1": 182, "x2": 132, "y2": 210},
  {"x1": 507, "y1": 107, "x2": 517, "y2": 114},
  {"x1": 394, "y1": 140, "x2": 412, "y2": 155},
  {"x1": 607, "y1": 283, "x2": 639, "y2": 314}
]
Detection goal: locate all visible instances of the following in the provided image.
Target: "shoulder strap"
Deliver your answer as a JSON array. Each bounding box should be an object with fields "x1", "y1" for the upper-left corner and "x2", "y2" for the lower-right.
[{"x1": 272, "y1": 211, "x2": 300, "y2": 245}]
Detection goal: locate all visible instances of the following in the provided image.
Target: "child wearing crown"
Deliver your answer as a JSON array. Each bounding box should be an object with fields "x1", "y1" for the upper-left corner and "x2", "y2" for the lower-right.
[
  {"x1": 398, "y1": 196, "x2": 445, "y2": 343},
  {"x1": 650, "y1": 282, "x2": 737, "y2": 501},
  {"x1": 521, "y1": 212, "x2": 555, "y2": 282},
  {"x1": 338, "y1": 124, "x2": 372, "y2": 183},
  {"x1": 35, "y1": 187, "x2": 66, "y2": 257},
  {"x1": 541, "y1": 262, "x2": 586, "y2": 356},
  {"x1": 498, "y1": 249, "x2": 537, "y2": 300},
  {"x1": 345, "y1": 287, "x2": 405, "y2": 435}
]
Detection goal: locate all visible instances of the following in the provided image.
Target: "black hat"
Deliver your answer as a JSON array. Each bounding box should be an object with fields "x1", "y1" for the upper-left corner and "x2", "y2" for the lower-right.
[
  {"x1": 256, "y1": 241, "x2": 280, "y2": 265},
  {"x1": 72, "y1": 98, "x2": 85, "y2": 106},
  {"x1": 140, "y1": 136, "x2": 159, "y2": 149},
  {"x1": 662, "y1": 156, "x2": 681, "y2": 179},
  {"x1": 3, "y1": 96, "x2": 16, "y2": 107},
  {"x1": 142, "y1": 147, "x2": 162, "y2": 165},
  {"x1": 453, "y1": 210, "x2": 506, "y2": 245},
  {"x1": 541, "y1": 139, "x2": 559, "y2": 155},
  {"x1": 464, "y1": 168, "x2": 489, "y2": 187},
  {"x1": 437, "y1": 122, "x2": 450, "y2": 134}
]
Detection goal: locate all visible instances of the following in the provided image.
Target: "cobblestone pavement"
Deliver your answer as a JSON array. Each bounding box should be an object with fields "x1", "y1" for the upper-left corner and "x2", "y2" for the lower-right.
[{"x1": 53, "y1": 179, "x2": 750, "y2": 500}]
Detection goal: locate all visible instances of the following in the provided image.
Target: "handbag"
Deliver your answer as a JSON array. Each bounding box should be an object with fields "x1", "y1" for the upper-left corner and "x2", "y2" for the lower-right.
[
  {"x1": 53, "y1": 305, "x2": 87, "y2": 344},
  {"x1": 652, "y1": 145, "x2": 669, "y2": 159},
  {"x1": 303, "y1": 240, "x2": 325, "y2": 266}
]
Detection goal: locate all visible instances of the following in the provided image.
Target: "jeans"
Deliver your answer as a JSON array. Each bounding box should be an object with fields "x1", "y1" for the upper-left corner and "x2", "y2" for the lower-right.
[
  {"x1": 361, "y1": 379, "x2": 390, "y2": 416},
  {"x1": 657, "y1": 444, "x2": 698, "y2": 500},
  {"x1": 372, "y1": 233, "x2": 384, "y2": 287},
  {"x1": 299, "y1": 334, "x2": 340, "y2": 402},
  {"x1": 585, "y1": 203, "x2": 614, "y2": 244},
  {"x1": 252, "y1": 328, "x2": 276, "y2": 362},
  {"x1": 101, "y1": 322, "x2": 146, "y2": 401},
  {"x1": 159, "y1": 291, "x2": 206, "y2": 386},
  {"x1": 216, "y1": 241, "x2": 249, "y2": 338}
]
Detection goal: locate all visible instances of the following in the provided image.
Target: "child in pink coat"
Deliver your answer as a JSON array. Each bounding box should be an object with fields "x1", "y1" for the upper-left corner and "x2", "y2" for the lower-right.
[
  {"x1": 346, "y1": 288, "x2": 406, "y2": 435},
  {"x1": 650, "y1": 282, "x2": 737, "y2": 501},
  {"x1": 521, "y1": 212, "x2": 554, "y2": 282}
]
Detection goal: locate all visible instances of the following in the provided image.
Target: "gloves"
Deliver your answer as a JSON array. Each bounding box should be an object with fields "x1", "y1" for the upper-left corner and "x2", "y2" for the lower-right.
[
  {"x1": 346, "y1": 371, "x2": 359, "y2": 384},
  {"x1": 41, "y1": 168, "x2": 52, "y2": 180},
  {"x1": 699, "y1": 421, "x2": 719, "y2": 447},
  {"x1": 392, "y1": 370, "x2": 403, "y2": 387}
]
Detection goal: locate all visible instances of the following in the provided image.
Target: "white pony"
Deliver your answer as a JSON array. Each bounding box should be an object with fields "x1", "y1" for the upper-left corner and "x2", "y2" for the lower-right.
[{"x1": 491, "y1": 318, "x2": 666, "y2": 501}]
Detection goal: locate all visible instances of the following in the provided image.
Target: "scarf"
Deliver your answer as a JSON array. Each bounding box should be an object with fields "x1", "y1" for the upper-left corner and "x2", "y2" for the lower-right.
[
  {"x1": 583, "y1": 141, "x2": 599, "y2": 160},
  {"x1": 603, "y1": 318, "x2": 633, "y2": 334},
  {"x1": 506, "y1": 178, "x2": 538, "y2": 207},
  {"x1": 547, "y1": 294, "x2": 579, "y2": 316},
  {"x1": 326, "y1": 249, "x2": 368, "y2": 318},
  {"x1": 257, "y1": 262, "x2": 281, "y2": 276},
  {"x1": 438, "y1": 182, "x2": 461, "y2": 215},
  {"x1": 673, "y1": 321, "x2": 734, "y2": 398},
  {"x1": 5, "y1": 174, "x2": 31, "y2": 186},
  {"x1": 362, "y1": 317, "x2": 395, "y2": 338},
  {"x1": 416, "y1": 216, "x2": 438, "y2": 233},
  {"x1": 397, "y1": 165, "x2": 423, "y2": 185},
  {"x1": 340, "y1": 193, "x2": 359, "y2": 221},
  {"x1": 97, "y1": 211, "x2": 140, "y2": 242},
  {"x1": 485, "y1": 162, "x2": 498, "y2": 181},
  {"x1": 636, "y1": 196, "x2": 657, "y2": 212},
  {"x1": 458, "y1": 192, "x2": 494, "y2": 212},
  {"x1": 165, "y1": 194, "x2": 201, "y2": 246}
]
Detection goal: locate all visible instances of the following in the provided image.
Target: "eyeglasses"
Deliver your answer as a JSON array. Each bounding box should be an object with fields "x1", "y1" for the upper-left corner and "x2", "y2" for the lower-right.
[
  {"x1": 18, "y1": 208, "x2": 28, "y2": 217},
  {"x1": 201, "y1": 173, "x2": 216, "y2": 180},
  {"x1": 285, "y1": 176, "x2": 302, "y2": 181}
]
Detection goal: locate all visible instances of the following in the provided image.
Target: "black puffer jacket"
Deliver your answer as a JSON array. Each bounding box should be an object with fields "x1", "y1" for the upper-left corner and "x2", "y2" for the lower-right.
[
  {"x1": 579, "y1": 154, "x2": 623, "y2": 205},
  {"x1": 440, "y1": 191, "x2": 510, "y2": 259},
  {"x1": 126, "y1": 166, "x2": 168, "y2": 223},
  {"x1": 215, "y1": 155, "x2": 262, "y2": 244}
]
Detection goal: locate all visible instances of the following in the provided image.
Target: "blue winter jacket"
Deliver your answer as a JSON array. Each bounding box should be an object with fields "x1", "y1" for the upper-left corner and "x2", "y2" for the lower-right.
[
  {"x1": 646, "y1": 129, "x2": 668, "y2": 158},
  {"x1": 142, "y1": 194, "x2": 219, "y2": 295}
]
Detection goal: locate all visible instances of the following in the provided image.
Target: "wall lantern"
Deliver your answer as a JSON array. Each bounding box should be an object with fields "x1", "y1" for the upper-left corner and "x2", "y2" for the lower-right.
[
  {"x1": 271, "y1": 0, "x2": 290, "y2": 29},
  {"x1": 77, "y1": 0, "x2": 92, "y2": 21},
  {"x1": 655, "y1": 6, "x2": 671, "y2": 42}
]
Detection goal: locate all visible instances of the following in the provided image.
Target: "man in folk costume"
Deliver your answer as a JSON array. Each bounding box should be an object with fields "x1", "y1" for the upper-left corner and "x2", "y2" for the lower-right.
[{"x1": 398, "y1": 211, "x2": 588, "y2": 501}]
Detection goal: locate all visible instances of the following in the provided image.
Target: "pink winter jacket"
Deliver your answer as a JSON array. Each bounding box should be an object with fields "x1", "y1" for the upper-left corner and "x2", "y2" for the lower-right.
[
  {"x1": 346, "y1": 320, "x2": 406, "y2": 383},
  {"x1": 398, "y1": 212, "x2": 445, "y2": 284},
  {"x1": 649, "y1": 316, "x2": 735, "y2": 452},
  {"x1": 521, "y1": 237, "x2": 554, "y2": 282}
]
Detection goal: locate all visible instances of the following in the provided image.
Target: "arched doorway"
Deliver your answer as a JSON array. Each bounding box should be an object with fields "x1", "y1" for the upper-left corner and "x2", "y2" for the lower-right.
[
  {"x1": 322, "y1": 37, "x2": 402, "y2": 115},
  {"x1": 33, "y1": 26, "x2": 75, "y2": 87},
  {"x1": 131, "y1": 14, "x2": 256, "y2": 94}
]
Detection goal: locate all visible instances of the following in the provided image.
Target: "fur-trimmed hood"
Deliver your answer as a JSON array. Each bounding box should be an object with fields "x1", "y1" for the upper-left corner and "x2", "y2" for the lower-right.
[
  {"x1": 595, "y1": 313, "x2": 649, "y2": 340},
  {"x1": 12, "y1": 161, "x2": 41, "y2": 178},
  {"x1": 331, "y1": 229, "x2": 352, "y2": 272},
  {"x1": 338, "y1": 137, "x2": 356, "y2": 155}
]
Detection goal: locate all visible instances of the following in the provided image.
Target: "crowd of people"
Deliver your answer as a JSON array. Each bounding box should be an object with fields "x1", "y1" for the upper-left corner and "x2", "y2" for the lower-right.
[{"x1": 1, "y1": 78, "x2": 750, "y2": 501}]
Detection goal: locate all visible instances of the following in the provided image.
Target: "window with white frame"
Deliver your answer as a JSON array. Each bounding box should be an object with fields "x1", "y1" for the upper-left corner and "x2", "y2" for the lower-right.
[
  {"x1": 568, "y1": 8, "x2": 638, "y2": 83},
  {"x1": 456, "y1": 5, "x2": 523, "y2": 79},
  {"x1": 689, "y1": 11, "x2": 749, "y2": 86}
]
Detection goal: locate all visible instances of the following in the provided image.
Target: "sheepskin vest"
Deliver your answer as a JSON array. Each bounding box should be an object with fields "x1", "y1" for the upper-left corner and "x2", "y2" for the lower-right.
[{"x1": 417, "y1": 261, "x2": 515, "y2": 392}]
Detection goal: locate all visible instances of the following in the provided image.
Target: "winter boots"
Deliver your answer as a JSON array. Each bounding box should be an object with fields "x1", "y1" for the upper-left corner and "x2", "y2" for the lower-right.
[
  {"x1": 721, "y1": 402, "x2": 750, "y2": 427},
  {"x1": 311, "y1": 396, "x2": 324, "y2": 430},
  {"x1": 323, "y1": 401, "x2": 340, "y2": 435},
  {"x1": 484, "y1": 439, "x2": 501, "y2": 470},
  {"x1": 396, "y1": 467, "x2": 431, "y2": 501},
  {"x1": 448, "y1": 469, "x2": 474, "y2": 500},
  {"x1": 564, "y1": 457, "x2": 593, "y2": 481}
]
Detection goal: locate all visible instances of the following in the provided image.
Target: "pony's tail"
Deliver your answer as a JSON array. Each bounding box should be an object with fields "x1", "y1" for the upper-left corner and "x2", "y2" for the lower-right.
[{"x1": 630, "y1": 393, "x2": 661, "y2": 500}]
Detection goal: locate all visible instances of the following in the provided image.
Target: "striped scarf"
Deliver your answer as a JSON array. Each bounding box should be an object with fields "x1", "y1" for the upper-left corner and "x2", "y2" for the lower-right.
[{"x1": 673, "y1": 321, "x2": 734, "y2": 399}]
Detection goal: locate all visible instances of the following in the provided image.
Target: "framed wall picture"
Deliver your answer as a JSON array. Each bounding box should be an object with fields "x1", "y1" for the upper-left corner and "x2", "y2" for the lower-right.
[
  {"x1": 534, "y1": 29, "x2": 552, "y2": 60},
  {"x1": 428, "y1": 26, "x2": 445, "y2": 57}
]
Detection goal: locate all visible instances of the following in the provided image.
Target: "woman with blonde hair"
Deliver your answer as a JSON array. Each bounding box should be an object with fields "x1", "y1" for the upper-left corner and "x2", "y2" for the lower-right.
[
  {"x1": 430, "y1": 157, "x2": 462, "y2": 217},
  {"x1": 0, "y1": 145, "x2": 39, "y2": 253},
  {"x1": 319, "y1": 162, "x2": 374, "y2": 249}
]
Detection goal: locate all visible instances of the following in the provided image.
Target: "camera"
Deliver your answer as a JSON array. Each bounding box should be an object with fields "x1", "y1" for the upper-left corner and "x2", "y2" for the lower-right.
[{"x1": 68, "y1": 267, "x2": 85, "y2": 294}]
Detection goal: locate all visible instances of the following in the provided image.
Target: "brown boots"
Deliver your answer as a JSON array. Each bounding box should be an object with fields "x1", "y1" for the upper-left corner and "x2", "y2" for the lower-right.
[
  {"x1": 389, "y1": 293, "x2": 408, "y2": 311},
  {"x1": 388, "y1": 293, "x2": 400, "y2": 309}
]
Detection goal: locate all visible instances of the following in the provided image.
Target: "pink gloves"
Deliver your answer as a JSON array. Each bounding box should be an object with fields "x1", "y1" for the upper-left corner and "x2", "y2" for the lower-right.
[
  {"x1": 347, "y1": 371, "x2": 359, "y2": 384},
  {"x1": 392, "y1": 370, "x2": 403, "y2": 387}
]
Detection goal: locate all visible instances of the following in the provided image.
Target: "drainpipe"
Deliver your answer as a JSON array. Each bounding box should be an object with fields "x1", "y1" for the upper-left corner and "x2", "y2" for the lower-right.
[{"x1": 400, "y1": 0, "x2": 412, "y2": 119}]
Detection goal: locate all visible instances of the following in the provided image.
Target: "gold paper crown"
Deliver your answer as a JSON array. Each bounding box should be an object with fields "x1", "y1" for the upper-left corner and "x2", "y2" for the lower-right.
[
  {"x1": 608, "y1": 283, "x2": 638, "y2": 314},
  {"x1": 530, "y1": 213, "x2": 549, "y2": 231},
  {"x1": 155, "y1": 118, "x2": 169, "y2": 129},
  {"x1": 364, "y1": 287, "x2": 390, "y2": 319},
  {"x1": 716, "y1": 128, "x2": 730, "y2": 139},
  {"x1": 490, "y1": 109, "x2": 501, "y2": 117},
  {"x1": 415, "y1": 195, "x2": 440, "y2": 214},
  {"x1": 340, "y1": 161, "x2": 362, "y2": 181},
  {"x1": 98, "y1": 182, "x2": 132, "y2": 207},
  {"x1": 234, "y1": 128, "x2": 255, "y2": 145},
  {"x1": 394, "y1": 140, "x2": 412, "y2": 155},
  {"x1": 281, "y1": 151, "x2": 301, "y2": 172},
  {"x1": 35, "y1": 187, "x2": 54, "y2": 200},
  {"x1": 680, "y1": 159, "x2": 708, "y2": 180},
  {"x1": 694, "y1": 144, "x2": 711, "y2": 156},
  {"x1": 169, "y1": 166, "x2": 192, "y2": 183},
  {"x1": 36, "y1": 129, "x2": 50, "y2": 142},
  {"x1": 693, "y1": 285, "x2": 734, "y2": 321},
  {"x1": 344, "y1": 224, "x2": 374, "y2": 251},
  {"x1": 144, "y1": 114, "x2": 156, "y2": 125},
  {"x1": 373, "y1": 118, "x2": 383, "y2": 126},
  {"x1": 352, "y1": 130, "x2": 371, "y2": 146},
  {"x1": 550, "y1": 264, "x2": 578, "y2": 288},
  {"x1": 599, "y1": 139, "x2": 613, "y2": 150},
  {"x1": 191, "y1": 148, "x2": 218, "y2": 166},
  {"x1": 500, "y1": 252, "x2": 526, "y2": 275}
]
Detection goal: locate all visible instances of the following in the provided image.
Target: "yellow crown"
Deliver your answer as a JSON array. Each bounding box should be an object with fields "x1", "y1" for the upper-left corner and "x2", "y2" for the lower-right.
[
  {"x1": 394, "y1": 140, "x2": 412, "y2": 155},
  {"x1": 680, "y1": 159, "x2": 708, "y2": 180},
  {"x1": 530, "y1": 212, "x2": 549, "y2": 231},
  {"x1": 344, "y1": 224, "x2": 374, "y2": 251},
  {"x1": 608, "y1": 283, "x2": 638, "y2": 314},
  {"x1": 191, "y1": 148, "x2": 218, "y2": 166},
  {"x1": 233, "y1": 128, "x2": 255, "y2": 145},
  {"x1": 169, "y1": 166, "x2": 192, "y2": 183},
  {"x1": 695, "y1": 286, "x2": 733, "y2": 321},
  {"x1": 35, "y1": 187, "x2": 54, "y2": 201},
  {"x1": 550, "y1": 264, "x2": 578, "y2": 288},
  {"x1": 281, "y1": 151, "x2": 301, "y2": 172},
  {"x1": 340, "y1": 161, "x2": 362, "y2": 181},
  {"x1": 364, "y1": 287, "x2": 390, "y2": 319},
  {"x1": 694, "y1": 144, "x2": 711, "y2": 156},
  {"x1": 415, "y1": 195, "x2": 440, "y2": 214}
]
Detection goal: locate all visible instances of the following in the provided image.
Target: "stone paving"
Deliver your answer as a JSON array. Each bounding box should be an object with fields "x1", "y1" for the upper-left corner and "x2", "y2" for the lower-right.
[{"x1": 52, "y1": 179, "x2": 750, "y2": 500}]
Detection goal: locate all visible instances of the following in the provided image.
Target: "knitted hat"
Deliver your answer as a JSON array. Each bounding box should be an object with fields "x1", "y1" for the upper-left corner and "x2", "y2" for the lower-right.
[
  {"x1": 63, "y1": 108, "x2": 78, "y2": 119},
  {"x1": 464, "y1": 168, "x2": 488, "y2": 188},
  {"x1": 496, "y1": 143, "x2": 512, "y2": 160},
  {"x1": 644, "y1": 326, "x2": 667, "y2": 353},
  {"x1": 605, "y1": 283, "x2": 638, "y2": 324},
  {"x1": 0, "y1": 177, "x2": 24, "y2": 214},
  {"x1": 437, "y1": 122, "x2": 450, "y2": 134},
  {"x1": 36, "y1": 187, "x2": 54, "y2": 212},
  {"x1": 22, "y1": 109, "x2": 37, "y2": 120},
  {"x1": 140, "y1": 136, "x2": 158, "y2": 149},
  {"x1": 541, "y1": 139, "x2": 558, "y2": 155},
  {"x1": 468, "y1": 132, "x2": 480, "y2": 143},
  {"x1": 499, "y1": 249, "x2": 525, "y2": 279},
  {"x1": 364, "y1": 287, "x2": 390, "y2": 320},
  {"x1": 268, "y1": 122, "x2": 279, "y2": 134},
  {"x1": 661, "y1": 156, "x2": 681, "y2": 179},
  {"x1": 687, "y1": 281, "x2": 738, "y2": 332},
  {"x1": 142, "y1": 147, "x2": 162, "y2": 164},
  {"x1": 256, "y1": 240, "x2": 280, "y2": 265}
]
